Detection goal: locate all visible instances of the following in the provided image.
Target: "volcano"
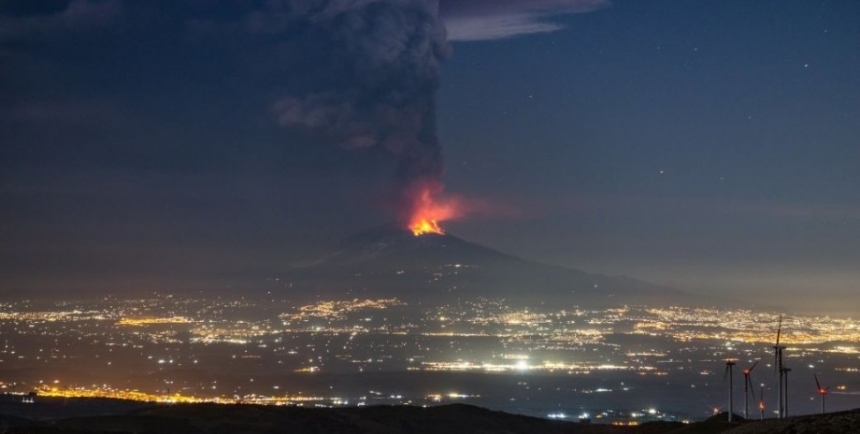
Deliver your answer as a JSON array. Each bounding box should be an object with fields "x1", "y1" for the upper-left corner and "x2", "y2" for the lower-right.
[{"x1": 287, "y1": 224, "x2": 699, "y2": 305}]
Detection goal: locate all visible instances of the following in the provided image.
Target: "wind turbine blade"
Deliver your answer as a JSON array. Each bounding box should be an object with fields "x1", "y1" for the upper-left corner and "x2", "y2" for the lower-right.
[
  {"x1": 749, "y1": 360, "x2": 759, "y2": 373},
  {"x1": 815, "y1": 374, "x2": 822, "y2": 391},
  {"x1": 776, "y1": 315, "x2": 782, "y2": 346}
]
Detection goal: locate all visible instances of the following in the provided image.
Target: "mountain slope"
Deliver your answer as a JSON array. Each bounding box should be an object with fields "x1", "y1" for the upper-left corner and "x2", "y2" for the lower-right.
[{"x1": 287, "y1": 224, "x2": 696, "y2": 305}]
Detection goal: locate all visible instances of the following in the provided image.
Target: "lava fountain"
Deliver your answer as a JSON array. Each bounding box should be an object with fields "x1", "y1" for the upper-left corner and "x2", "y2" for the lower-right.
[{"x1": 405, "y1": 182, "x2": 460, "y2": 236}]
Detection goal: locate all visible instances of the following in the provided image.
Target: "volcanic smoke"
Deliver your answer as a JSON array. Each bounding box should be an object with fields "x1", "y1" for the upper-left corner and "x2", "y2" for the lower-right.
[{"x1": 272, "y1": 0, "x2": 457, "y2": 236}]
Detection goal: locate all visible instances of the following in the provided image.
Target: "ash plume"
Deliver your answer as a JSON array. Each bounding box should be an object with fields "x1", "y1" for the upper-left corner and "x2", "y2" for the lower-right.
[
  {"x1": 268, "y1": 0, "x2": 450, "y2": 224},
  {"x1": 1, "y1": 0, "x2": 607, "y2": 227},
  {"x1": 266, "y1": 0, "x2": 608, "y2": 222}
]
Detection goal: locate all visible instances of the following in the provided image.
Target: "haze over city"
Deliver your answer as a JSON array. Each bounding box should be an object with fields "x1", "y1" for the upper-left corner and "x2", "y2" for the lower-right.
[{"x1": 1, "y1": 0, "x2": 859, "y2": 429}]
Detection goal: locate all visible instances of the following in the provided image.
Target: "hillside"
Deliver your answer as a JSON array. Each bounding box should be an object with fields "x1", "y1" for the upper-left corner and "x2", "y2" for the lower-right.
[{"x1": 3, "y1": 402, "x2": 860, "y2": 434}]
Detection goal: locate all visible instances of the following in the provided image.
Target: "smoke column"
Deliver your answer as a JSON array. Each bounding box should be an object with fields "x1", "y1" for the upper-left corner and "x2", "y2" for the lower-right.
[
  {"x1": 270, "y1": 0, "x2": 451, "y2": 227},
  {"x1": 0, "y1": 0, "x2": 607, "y2": 231}
]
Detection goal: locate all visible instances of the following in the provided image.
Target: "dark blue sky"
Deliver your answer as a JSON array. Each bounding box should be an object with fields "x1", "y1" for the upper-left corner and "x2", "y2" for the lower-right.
[{"x1": 1, "y1": 0, "x2": 858, "y2": 312}]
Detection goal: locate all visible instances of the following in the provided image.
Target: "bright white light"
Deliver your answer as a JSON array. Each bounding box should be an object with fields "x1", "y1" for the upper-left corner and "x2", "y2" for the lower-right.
[{"x1": 516, "y1": 360, "x2": 529, "y2": 370}]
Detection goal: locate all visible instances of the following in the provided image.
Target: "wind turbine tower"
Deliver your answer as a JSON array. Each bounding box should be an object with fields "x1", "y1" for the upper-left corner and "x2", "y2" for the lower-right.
[
  {"x1": 782, "y1": 367, "x2": 792, "y2": 417},
  {"x1": 742, "y1": 361, "x2": 759, "y2": 419},
  {"x1": 725, "y1": 360, "x2": 737, "y2": 422},
  {"x1": 815, "y1": 374, "x2": 830, "y2": 415}
]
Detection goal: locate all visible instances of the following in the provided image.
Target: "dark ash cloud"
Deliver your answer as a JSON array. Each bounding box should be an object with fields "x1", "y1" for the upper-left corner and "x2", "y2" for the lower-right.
[
  {"x1": 256, "y1": 0, "x2": 450, "y2": 222},
  {"x1": 0, "y1": 0, "x2": 606, "y2": 222}
]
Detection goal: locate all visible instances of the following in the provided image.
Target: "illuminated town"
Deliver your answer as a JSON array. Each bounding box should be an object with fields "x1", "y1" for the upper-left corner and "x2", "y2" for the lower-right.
[{"x1": 2, "y1": 294, "x2": 859, "y2": 421}]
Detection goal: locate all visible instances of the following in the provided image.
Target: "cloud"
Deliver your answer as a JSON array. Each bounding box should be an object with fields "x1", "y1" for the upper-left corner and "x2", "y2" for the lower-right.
[
  {"x1": 0, "y1": 0, "x2": 609, "y2": 43},
  {"x1": 442, "y1": 13, "x2": 564, "y2": 42},
  {"x1": 439, "y1": 0, "x2": 609, "y2": 41}
]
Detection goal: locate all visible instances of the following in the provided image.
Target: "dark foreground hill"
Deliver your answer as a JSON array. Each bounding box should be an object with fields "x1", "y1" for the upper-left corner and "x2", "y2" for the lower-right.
[
  {"x1": 4, "y1": 402, "x2": 860, "y2": 434},
  {"x1": 720, "y1": 409, "x2": 860, "y2": 434},
  {"x1": 1, "y1": 404, "x2": 633, "y2": 434}
]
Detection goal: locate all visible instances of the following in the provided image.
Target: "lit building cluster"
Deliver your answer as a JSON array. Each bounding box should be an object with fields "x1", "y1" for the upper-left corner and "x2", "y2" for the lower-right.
[{"x1": 281, "y1": 299, "x2": 403, "y2": 323}]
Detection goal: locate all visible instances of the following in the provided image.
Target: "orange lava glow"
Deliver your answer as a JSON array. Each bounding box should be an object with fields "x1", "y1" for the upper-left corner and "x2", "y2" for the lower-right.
[
  {"x1": 410, "y1": 218, "x2": 444, "y2": 236},
  {"x1": 407, "y1": 185, "x2": 458, "y2": 236}
]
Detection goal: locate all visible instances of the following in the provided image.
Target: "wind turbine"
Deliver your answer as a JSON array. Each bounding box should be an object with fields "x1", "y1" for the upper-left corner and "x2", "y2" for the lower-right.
[
  {"x1": 773, "y1": 316, "x2": 786, "y2": 418},
  {"x1": 815, "y1": 374, "x2": 830, "y2": 414},
  {"x1": 724, "y1": 359, "x2": 737, "y2": 422},
  {"x1": 742, "y1": 360, "x2": 759, "y2": 419},
  {"x1": 758, "y1": 386, "x2": 765, "y2": 420}
]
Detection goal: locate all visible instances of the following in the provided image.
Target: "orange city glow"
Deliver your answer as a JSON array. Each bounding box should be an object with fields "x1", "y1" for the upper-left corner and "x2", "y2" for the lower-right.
[{"x1": 407, "y1": 185, "x2": 459, "y2": 236}]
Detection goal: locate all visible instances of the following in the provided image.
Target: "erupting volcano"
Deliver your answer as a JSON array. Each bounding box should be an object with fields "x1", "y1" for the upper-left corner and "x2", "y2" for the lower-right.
[{"x1": 405, "y1": 182, "x2": 460, "y2": 236}]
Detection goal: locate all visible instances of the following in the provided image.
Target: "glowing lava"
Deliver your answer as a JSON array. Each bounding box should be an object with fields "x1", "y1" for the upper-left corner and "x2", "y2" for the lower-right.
[
  {"x1": 407, "y1": 184, "x2": 458, "y2": 236},
  {"x1": 410, "y1": 218, "x2": 444, "y2": 236}
]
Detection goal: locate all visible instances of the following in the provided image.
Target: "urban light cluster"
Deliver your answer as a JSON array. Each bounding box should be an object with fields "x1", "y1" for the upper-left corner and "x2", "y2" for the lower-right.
[
  {"x1": 2, "y1": 294, "x2": 860, "y2": 420},
  {"x1": 281, "y1": 299, "x2": 403, "y2": 323}
]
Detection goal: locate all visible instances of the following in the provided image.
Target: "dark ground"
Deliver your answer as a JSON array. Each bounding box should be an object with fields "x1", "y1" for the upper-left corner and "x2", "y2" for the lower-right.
[{"x1": 1, "y1": 397, "x2": 859, "y2": 434}]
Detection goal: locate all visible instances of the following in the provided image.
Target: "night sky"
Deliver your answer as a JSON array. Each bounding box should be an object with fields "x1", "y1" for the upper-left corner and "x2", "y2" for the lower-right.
[{"x1": 1, "y1": 0, "x2": 858, "y2": 312}]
